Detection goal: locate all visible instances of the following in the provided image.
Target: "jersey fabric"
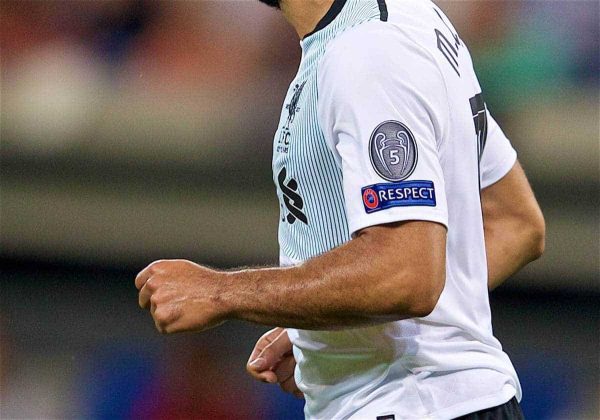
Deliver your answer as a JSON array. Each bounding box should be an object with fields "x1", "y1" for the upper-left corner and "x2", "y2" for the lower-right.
[{"x1": 272, "y1": 0, "x2": 519, "y2": 418}]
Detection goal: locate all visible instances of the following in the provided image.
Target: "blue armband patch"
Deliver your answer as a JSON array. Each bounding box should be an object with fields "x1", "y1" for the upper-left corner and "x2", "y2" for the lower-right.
[{"x1": 361, "y1": 181, "x2": 436, "y2": 213}]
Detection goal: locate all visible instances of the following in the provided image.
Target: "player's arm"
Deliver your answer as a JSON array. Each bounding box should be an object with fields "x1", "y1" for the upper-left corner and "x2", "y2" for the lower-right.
[
  {"x1": 136, "y1": 25, "x2": 451, "y2": 332},
  {"x1": 478, "y1": 108, "x2": 545, "y2": 290},
  {"x1": 482, "y1": 161, "x2": 545, "y2": 290},
  {"x1": 241, "y1": 162, "x2": 544, "y2": 392},
  {"x1": 135, "y1": 220, "x2": 446, "y2": 332}
]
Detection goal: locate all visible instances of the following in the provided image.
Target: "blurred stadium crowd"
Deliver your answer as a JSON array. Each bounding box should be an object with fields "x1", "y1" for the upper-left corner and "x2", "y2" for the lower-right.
[{"x1": 1, "y1": 1, "x2": 598, "y2": 419}]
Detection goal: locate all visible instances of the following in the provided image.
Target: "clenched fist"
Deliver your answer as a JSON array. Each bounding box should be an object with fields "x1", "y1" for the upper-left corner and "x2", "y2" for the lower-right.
[{"x1": 135, "y1": 259, "x2": 230, "y2": 334}]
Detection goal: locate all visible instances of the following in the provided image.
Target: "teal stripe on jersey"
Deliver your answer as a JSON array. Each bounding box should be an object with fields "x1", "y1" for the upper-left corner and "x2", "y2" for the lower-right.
[{"x1": 273, "y1": 0, "x2": 383, "y2": 262}]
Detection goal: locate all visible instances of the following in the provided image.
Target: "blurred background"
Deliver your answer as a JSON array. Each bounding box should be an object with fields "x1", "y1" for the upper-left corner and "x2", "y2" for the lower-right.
[{"x1": 1, "y1": 0, "x2": 598, "y2": 418}]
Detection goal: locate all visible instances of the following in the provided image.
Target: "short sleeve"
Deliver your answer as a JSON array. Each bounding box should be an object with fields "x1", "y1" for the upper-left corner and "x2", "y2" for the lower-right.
[
  {"x1": 317, "y1": 24, "x2": 448, "y2": 236},
  {"x1": 479, "y1": 111, "x2": 518, "y2": 189}
]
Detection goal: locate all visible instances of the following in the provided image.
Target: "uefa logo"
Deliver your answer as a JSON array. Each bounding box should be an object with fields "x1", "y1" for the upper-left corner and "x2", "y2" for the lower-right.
[
  {"x1": 369, "y1": 121, "x2": 418, "y2": 182},
  {"x1": 362, "y1": 188, "x2": 379, "y2": 210}
]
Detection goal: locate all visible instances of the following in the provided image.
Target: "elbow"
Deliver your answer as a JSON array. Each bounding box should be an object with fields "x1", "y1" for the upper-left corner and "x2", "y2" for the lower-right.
[
  {"x1": 528, "y1": 213, "x2": 546, "y2": 261},
  {"x1": 530, "y1": 227, "x2": 545, "y2": 261},
  {"x1": 370, "y1": 221, "x2": 447, "y2": 319},
  {"x1": 396, "y1": 267, "x2": 445, "y2": 319},
  {"x1": 408, "y1": 275, "x2": 445, "y2": 318}
]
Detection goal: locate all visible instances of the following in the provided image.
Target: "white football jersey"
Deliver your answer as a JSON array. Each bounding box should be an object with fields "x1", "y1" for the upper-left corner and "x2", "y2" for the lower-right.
[{"x1": 272, "y1": 0, "x2": 520, "y2": 418}]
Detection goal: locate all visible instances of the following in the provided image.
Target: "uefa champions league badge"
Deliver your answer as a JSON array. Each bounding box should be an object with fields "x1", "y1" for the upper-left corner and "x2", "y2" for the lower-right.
[
  {"x1": 369, "y1": 121, "x2": 418, "y2": 182},
  {"x1": 361, "y1": 181, "x2": 436, "y2": 213}
]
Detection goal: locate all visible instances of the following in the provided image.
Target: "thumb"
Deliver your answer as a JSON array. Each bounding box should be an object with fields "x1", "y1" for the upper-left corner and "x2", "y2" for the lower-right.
[
  {"x1": 247, "y1": 357, "x2": 277, "y2": 383},
  {"x1": 249, "y1": 357, "x2": 267, "y2": 370},
  {"x1": 248, "y1": 358, "x2": 278, "y2": 383},
  {"x1": 256, "y1": 329, "x2": 293, "y2": 368}
]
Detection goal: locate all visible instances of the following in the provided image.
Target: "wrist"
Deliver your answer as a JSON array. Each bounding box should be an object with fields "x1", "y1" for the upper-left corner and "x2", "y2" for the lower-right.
[
  {"x1": 218, "y1": 266, "x2": 278, "y2": 322},
  {"x1": 216, "y1": 269, "x2": 249, "y2": 321}
]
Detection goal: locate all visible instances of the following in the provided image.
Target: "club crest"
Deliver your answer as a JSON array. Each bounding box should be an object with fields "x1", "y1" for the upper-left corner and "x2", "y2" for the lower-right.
[{"x1": 369, "y1": 121, "x2": 418, "y2": 182}]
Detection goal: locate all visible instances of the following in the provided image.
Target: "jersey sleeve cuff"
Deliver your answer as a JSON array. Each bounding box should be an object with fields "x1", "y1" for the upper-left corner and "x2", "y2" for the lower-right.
[
  {"x1": 348, "y1": 209, "x2": 449, "y2": 237},
  {"x1": 480, "y1": 149, "x2": 517, "y2": 189}
]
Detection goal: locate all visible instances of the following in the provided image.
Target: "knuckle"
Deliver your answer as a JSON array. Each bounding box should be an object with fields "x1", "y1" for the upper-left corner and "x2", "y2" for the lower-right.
[
  {"x1": 150, "y1": 260, "x2": 167, "y2": 272},
  {"x1": 144, "y1": 278, "x2": 155, "y2": 291},
  {"x1": 154, "y1": 308, "x2": 170, "y2": 325},
  {"x1": 146, "y1": 277, "x2": 161, "y2": 291},
  {"x1": 149, "y1": 294, "x2": 159, "y2": 306}
]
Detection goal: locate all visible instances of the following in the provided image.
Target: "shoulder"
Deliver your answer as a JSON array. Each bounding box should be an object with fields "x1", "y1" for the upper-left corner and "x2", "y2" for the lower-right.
[
  {"x1": 319, "y1": 19, "x2": 441, "y2": 84},
  {"x1": 317, "y1": 19, "x2": 445, "y2": 104},
  {"x1": 320, "y1": 21, "x2": 405, "y2": 74}
]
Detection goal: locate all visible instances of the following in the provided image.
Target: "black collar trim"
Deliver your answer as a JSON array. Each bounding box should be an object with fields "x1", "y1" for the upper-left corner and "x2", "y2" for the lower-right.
[
  {"x1": 303, "y1": 0, "x2": 348, "y2": 39},
  {"x1": 378, "y1": 0, "x2": 388, "y2": 22}
]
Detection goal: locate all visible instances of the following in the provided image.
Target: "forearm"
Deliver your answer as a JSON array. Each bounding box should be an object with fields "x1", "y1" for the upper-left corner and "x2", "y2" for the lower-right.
[
  {"x1": 223, "y1": 250, "x2": 403, "y2": 329},
  {"x1": 481, "y1": 162, "x2": 545, "y2": 291},
  {"x1": 485, "y1": 219, "x2": 544, "y2": 291},
  {"x1": 221, "y1": 222, "x2": 445, "y2": 329}
]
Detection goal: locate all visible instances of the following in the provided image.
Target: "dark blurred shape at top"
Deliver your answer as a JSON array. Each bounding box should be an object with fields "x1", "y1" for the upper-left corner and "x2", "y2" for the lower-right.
[{"x1": 90, "y1": 0, "x2": 158, "y2": 69}]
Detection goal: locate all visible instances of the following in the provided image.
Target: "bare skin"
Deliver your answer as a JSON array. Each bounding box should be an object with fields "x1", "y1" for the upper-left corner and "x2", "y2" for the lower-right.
[
  {"x1": 135, "y1": 0, "x2": 546, "y2": 400},
  {"x1": 135, "y1": 0, "x2": 447, "y2": 387},
  {"x1": 246, "y1": 161, "x2": 545, "y2": 397},
  {"x1": 136, "y1": 220, "x2": 447, "y2": 333},
  {"x1": 280, "y1": 0, "x2": 335, "y2": 38},
  {"x1": 482, "y1": 161, "x2": 545, "y2": 290},
  {"x1": 246, "y1": 327, "x2": 302, "y2": 398}
]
